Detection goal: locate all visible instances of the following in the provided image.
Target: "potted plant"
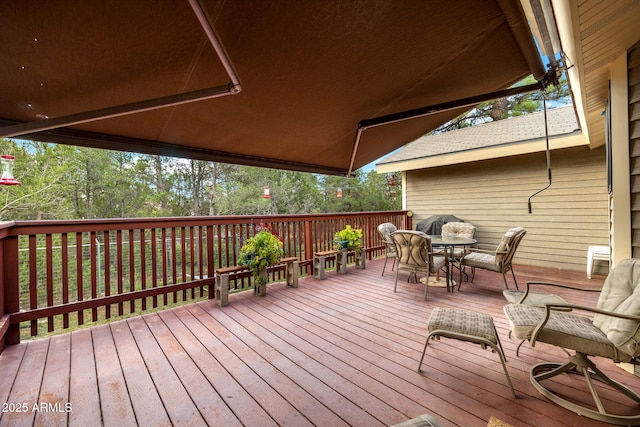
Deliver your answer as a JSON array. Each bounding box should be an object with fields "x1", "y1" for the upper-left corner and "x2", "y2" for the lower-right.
[
  {"x1": 334, "y1": 225, "x2": 363, "y2": 251},
  {"x1": 238, "y1": 230, "x2": 283, "y2": 296}
]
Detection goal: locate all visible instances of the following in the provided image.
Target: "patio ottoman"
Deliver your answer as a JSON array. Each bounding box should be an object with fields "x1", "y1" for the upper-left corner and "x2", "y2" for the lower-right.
[{"x1": 417, "y1": 307, "x2": 516, "y2": 398}]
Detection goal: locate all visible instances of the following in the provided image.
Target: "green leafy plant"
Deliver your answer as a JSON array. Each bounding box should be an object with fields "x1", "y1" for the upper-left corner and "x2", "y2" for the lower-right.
[
  {"x1": 239, "y1": 230, "x2": 284, "y2": 285},
  {"x1": 334, "y1": 225, "x2": 363, "y2": 251}
]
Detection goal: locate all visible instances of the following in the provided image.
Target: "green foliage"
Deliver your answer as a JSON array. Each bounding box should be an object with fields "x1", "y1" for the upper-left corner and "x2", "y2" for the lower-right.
[
  {"x1": 238, "y1": 230, "x2": 283, "y2": 285},
  {"x1": 0, "y1": 138, "x2": 402, "y2": 220},
  {"x1": 334, "y1": 225, "x2": 363, "y2": 250},
  {"x1": 433, "y1": 74, "x2": 572, "y2": 132}
]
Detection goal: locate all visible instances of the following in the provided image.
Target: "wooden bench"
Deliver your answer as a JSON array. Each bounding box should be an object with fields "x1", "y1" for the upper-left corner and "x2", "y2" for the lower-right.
[
  {"x1": 313, "y1": 250, "x2": 340, "y2": 280},
  {"x1": 215, "y1": 257, "x2": 299, "y2": 306},
  {"x1": 313, "y1": 249, "x2": 366, "y2": 280}
]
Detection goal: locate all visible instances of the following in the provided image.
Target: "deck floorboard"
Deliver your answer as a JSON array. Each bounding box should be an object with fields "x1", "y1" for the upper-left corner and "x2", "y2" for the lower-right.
[{"x1": 1, "y1": 259, "x2": 638, "y2": 426}]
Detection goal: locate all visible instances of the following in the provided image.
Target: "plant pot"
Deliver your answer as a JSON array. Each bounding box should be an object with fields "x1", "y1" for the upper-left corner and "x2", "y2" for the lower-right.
[
  {"x1": 255, "y1": 267, "x2": 268, "y2": 296},
  {"x1": 334, "y1": 240, "x2": 349, "y2": 250}
]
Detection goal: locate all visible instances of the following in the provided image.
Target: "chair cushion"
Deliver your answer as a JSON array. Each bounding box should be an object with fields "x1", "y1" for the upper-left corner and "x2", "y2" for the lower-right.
[
  {"x1": 503, "y1": 303, "x2": 621, "y2": 360},
  {"x1": 391, "y1": 231, "x2": 430, "y2": 272},
  {"x1": 495, "y1": 227, "x2": 524, "y2": 265},
  {"x1": 503, "y1": 290, "x2": 567, "y2": 306},
  {"x1": 391, "y1": 414, "x2": 442, "y2": 427},
  {"x1": 429, "y1": 307, "x2": 498, "y2": 345},
  {"x1": 441, "y1": 222, "x2": 475, "y2": 239},
  {"x1": 431, "y1": 255, "x2": 447, "y2": 272},
  {"x1": 593, "y1": 258, "x2": 640, "y2": 359},
  {"x1": 461, "y1": 252, "x2": 499, "y2": 271}
]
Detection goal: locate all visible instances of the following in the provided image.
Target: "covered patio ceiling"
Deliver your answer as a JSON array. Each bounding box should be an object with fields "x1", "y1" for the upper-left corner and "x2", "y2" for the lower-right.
[{"x1": 0, "y1": 0, "x2": 546, "y2": 176}]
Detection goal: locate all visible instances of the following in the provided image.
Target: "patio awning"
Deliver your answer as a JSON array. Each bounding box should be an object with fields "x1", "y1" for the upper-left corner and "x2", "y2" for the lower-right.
[{"x1": 0, "y1": 0, "x2": 546, "y2": 176}]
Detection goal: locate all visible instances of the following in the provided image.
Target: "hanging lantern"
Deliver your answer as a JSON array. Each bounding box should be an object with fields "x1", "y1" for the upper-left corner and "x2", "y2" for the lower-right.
[
  {"x1": 0, "y1": 155, "x2": 20, "y2": 186},
  {"x1": 336, "y1": 187, "x2": 343, "y2": 198},
  {"x1": 263, "y1": 186, "x2": 271, "y2": 198}
]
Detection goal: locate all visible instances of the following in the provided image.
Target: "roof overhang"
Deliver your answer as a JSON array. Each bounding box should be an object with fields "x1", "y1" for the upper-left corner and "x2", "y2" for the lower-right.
[
  {"x1": 1, "y1": 0, "x2": 546, "y2": 176},
  {"x1": 546, "y1": 0, "x2": 640, "y2": 149},
  {"x1": 376, "y1": 131, "x2": 587, "y2": 173}
]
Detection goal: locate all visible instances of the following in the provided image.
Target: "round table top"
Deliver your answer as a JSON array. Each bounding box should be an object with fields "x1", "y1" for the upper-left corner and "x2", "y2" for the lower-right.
[{"x1": 428, "y1": 235, "x2": 477, "y2": 246}]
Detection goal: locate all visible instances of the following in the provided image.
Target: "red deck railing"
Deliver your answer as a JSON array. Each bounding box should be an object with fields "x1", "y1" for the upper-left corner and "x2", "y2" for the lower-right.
[{"x1": 0, "y1": 211, "x2": 410, "y2": 351}]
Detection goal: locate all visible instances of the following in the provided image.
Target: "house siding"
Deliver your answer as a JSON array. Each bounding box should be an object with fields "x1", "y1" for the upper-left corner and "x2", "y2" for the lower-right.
[
  {"x1": 629, "y1": 41, "x2": 640, "y2": 257},
  {"x1": 406, "y1": 145, "x2": 609, "y2": 273}
]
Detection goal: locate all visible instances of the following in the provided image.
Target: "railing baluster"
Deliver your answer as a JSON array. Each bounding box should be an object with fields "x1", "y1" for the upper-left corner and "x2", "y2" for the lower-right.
[
  {"x1": 151, "y1": 228, "x2": 158, "y2": 309},
  {"x1": 103, "y1": 231, "x2": 111, "y2": 319},
  {"x1": 128, "y1": 229, "x2": 135, "y2": 313},
  {"x1": 28, "y1": 235, "x2": 38, "y2": 336},
  {"x1": 117, "y1": 229, "x2": 124, "y2": 316},
  {"x1": 75, "y1": 232, "x2": 84, "y2": 326},
  {"x1": 45, "y1": 234, "x2": 54, "y2": 331},
  {"x1": 140, "y1": 228, "x2": 146, "y2": 311},
  {"x1": 171, "y1": 227, "x2": 177, "y2": 303},
  {"x1": 181, "y1": 226, "x2": 187, "y2": 301},
  {"x1": 189, "y1": 226, "x2": 195, "y2": 299},
  {"x1": 61, "y1": 233, "x2": 69, "y2": 329},
  {"x1": 90, "y1": 231, "x2": 98, "y2": 322},
  {"x1": 161, "y1": 228, "x2": 168, "y2": 306}
]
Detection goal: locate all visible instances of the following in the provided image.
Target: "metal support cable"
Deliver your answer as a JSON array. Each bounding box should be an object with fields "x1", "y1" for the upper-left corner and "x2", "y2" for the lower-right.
[{"x1": 528, "y1": 92, "x2": 552, "y2": 213}]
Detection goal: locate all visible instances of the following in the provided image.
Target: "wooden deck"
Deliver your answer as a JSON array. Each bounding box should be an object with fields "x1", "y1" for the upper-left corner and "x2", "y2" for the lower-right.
[{"x1": 1, "y1": 259, "x2": 638, "y2": 427}]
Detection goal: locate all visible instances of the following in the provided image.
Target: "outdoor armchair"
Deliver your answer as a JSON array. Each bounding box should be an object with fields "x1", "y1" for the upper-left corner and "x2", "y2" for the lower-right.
[
  {"x1": 390, "y1": 230, "x2": 449, "y2": 299},
  {"x1": 503, "y1": 281, "x2": 601, "y2": 356},
  {"x1": 377, "y1": 222, "x2": 397, "y2": 276},
  {"x1": 503, "y1": 258, "x2": 640, "y2": 425},
  {"x1": 459, "y1": 227, "x2": 526, "y2": 290}
]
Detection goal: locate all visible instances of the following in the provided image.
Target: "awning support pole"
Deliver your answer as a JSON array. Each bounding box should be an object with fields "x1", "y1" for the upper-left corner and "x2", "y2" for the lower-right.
[{"x1": 347, "y1": 81, "x2": 543, "y2": 176}]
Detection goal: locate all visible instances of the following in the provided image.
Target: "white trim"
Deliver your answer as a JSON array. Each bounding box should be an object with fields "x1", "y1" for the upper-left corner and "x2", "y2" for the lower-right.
[{"x1": 376, "y1": 133, "x2": 588, "y2": 173}]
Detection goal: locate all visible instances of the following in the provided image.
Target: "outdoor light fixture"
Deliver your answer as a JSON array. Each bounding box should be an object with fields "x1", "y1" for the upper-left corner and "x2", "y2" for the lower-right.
[
  {"x1": 0, "y1": 155, "x2": 20, "y2": 185},
  {"x1": 336, "y1": 187, "x2": 343, "y2": 198},
  {"x1": 263, "y1": 186, "x2": 271, "y2": 198}
]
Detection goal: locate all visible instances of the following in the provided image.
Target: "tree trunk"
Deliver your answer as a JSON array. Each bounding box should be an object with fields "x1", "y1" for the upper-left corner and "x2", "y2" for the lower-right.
[
  {"x1": 209, "y1": 163, "x2": 218, "y2": 216},
  {"x1": 490, "y1": 98, "x2": 508, "y2": 121}
]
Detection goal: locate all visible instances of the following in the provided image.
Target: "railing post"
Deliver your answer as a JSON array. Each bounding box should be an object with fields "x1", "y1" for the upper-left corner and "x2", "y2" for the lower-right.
[
  {"x1": 2, "y1": 234, "x2": 20, "y2": 348},
  {"x1": 304, "y1": 219, "x2": 314, "y2": 275}
]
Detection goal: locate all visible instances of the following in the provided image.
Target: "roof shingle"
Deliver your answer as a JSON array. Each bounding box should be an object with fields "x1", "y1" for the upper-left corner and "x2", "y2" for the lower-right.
[{"x1": 377, "y1": 105, "x2": 579, "y2": 165}]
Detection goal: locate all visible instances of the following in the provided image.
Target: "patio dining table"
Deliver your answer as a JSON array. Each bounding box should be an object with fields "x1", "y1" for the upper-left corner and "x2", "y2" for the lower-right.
[{"x1": 424, "y1": 234, "x2": 477, "y2": 290}]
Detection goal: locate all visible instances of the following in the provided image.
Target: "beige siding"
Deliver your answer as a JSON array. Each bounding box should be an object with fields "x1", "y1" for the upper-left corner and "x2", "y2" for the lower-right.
[
  {"x1": 630, "y1": 41, "x2": 640, "y2": 257},
  {"x1": 406, "y1": 146, "x2": 609, "y2": 273}
]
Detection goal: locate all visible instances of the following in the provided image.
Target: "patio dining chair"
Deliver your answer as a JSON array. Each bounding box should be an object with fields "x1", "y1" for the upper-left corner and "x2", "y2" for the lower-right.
[
  {"x1": 459, "y1": 227, "x2": 526, "y2": 290},
  {"x1": 503, "y1": 258, "x2": 640, "y2": 425},
  {"x1": 441, "y1": 221, "x2": 476, "y2": 260},
  {"x1": 377, "y1": 222, "x2": 397, "y2": 276},
  {"x1": 390, "y1": 230, "x2": 449, "y2": 299}
]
